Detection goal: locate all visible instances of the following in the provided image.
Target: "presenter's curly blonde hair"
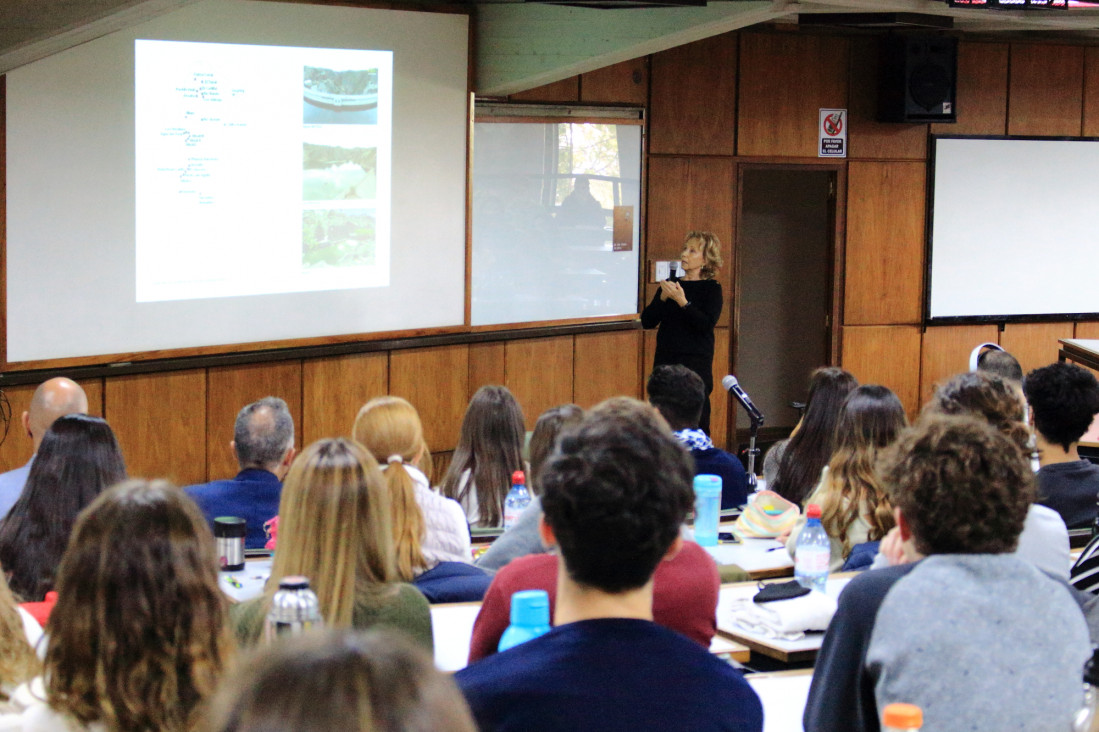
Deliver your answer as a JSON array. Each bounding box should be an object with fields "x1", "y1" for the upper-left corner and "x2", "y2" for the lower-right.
[
  {"x1": 45, "y1": 479, "x2": 232, "y2": 732},
  {"x1": 683, "y1": 231, "x2": 723, "y2": 280}
]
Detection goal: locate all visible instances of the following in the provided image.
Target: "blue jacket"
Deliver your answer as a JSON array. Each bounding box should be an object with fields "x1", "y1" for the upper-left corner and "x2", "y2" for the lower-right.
[{"x1": 185, "y1": 468, "x2": 282, "y2": 549}]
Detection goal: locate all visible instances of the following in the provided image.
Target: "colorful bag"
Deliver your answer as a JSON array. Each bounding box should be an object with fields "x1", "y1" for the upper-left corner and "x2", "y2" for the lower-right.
[{"x1": 731, "y1": 490, "x2": 800, "y2": 538}]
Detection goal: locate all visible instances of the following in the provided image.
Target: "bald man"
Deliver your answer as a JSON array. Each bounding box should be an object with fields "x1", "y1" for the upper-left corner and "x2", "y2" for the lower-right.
[{"x1": 0, "y1": 377, "x2": 89, "y2": 518}]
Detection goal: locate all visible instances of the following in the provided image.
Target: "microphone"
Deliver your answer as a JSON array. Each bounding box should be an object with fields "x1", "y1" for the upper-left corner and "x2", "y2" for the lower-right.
[{"x1": 722, "y1": 375, "x2": 764, "y2": 426}]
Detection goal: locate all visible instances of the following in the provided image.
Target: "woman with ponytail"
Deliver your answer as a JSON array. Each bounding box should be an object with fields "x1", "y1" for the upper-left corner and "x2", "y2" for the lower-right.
[{"x1": 353, "y1": 397, "x2": 472, "y2": 580}]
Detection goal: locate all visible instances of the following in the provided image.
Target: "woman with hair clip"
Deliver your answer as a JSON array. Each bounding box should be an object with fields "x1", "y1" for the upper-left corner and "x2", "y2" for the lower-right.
[
  {"x1": 785, "y1": 385, "x2": 907, "y2": 571},
  {"x1": 201, "y1": 629, "x2": 476, "y2": 732},
  {"x1": 0, "y1": 479, "x2": 233, "y2": 731},
  {"x1": 352, "y1": 397, "x2": 471, "y2": 579},
  {"x1": 0, "y1": 414, "x2": 126, "y2": 602},
  {"x1": 441, "y1": 386, "x2": 526, "y2": 529},
  {"x1": 641, "y1": 231, "x2": 724, "y2": 434},
  {"x1": 231, "y1": 438, "x2": 432, "y2": 649},
  {"x1": 765, "y1": 367, "x2": 858, "y2": 506}
]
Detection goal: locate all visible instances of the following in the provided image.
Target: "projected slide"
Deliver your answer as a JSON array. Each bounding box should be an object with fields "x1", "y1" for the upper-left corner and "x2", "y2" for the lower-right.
[{"x1": 135, "y1": 40, "x2": 392, "y2": 302}]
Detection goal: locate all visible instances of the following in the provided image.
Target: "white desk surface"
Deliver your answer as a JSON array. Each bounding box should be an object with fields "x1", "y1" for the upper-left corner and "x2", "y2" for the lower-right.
[
  {"x1": 716, "y1": 575, "x2": 852, "y2": 663},
  {"x1": 219, "y1": 557, "x2": 272, "y2": 603},
  {"x1": 430, "y1": 601, "x2": 751, "y2": 673},
  {"x1": 748, "y1": 670, "x2": 813, "y2": 732},
  {"x1": 703, "y1": 538, "x2": 795, "y2": 578}
]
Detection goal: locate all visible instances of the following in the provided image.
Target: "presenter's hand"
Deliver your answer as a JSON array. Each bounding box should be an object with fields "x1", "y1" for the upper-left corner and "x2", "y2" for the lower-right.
[{"x1": 659, "y1": 280, "x2": 688, "y2": 307}]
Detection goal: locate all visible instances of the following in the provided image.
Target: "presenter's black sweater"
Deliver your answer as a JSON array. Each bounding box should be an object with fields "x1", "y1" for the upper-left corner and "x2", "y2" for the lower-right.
[{"x1": 641, "y1": 279, "x2": 723, "y2": 380}]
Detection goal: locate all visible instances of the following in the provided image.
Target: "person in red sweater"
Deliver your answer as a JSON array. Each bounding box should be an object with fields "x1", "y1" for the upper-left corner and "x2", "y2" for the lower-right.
[{"x1": 468, "y1": 506, "x2": 719, "y2": 661}]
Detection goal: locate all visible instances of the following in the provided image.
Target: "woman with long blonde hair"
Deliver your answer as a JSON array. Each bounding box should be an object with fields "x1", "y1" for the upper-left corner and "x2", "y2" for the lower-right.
[
  {"x1": 0, "y1": 569, "x2": 38, "y2": 711},
  {"x1": 786, "y1": 385, "x2": 907, "y2": 570},
  {"x1": 353, "y1": 397, "x2": 471, "y2": 581},
  {"x1": 1, "y1": 479, "x2": 232, "y2": 731},
  {"x1": 230, "y1": 438, "x2": 432, "y2": 650}
]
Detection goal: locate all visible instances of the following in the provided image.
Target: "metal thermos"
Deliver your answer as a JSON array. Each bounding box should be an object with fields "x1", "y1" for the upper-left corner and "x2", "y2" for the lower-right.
[
  {"x1": 214, "y1": 516, "x2": 246, "y2": 571},
  {"x1": 264, "y1": 576, "x2": 323, "y2": 643}
]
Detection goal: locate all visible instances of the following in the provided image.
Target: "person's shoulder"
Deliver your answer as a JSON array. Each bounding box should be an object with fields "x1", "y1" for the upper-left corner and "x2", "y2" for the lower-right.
[
  {"x1": 840, "y1": 562, "x2": 915, "y2": 607},
  {"x1": 495, "y1": 553, "x2": 558, "y2": 583},
  {"x1": 670, "y1": 539, "x2": 718, "y2": 568}
]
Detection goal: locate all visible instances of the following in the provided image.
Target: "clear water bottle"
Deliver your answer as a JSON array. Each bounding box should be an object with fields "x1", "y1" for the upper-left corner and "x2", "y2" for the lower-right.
[
  {"x1": 795, "y1": 504, "x2": 830, "y2": 594},
  {"x1": 498, "y1": 589, "x2": 550, "y2": 652},
  {"x1": 264, "y1": 575, "x2": 323, "y2": 643},
  {"x1": 882, "y1": 703, "x2": 922, "y2": 731},
  {"x1": 1074, "y1": 648, "x2": 1099, "y2": 732},
  {"x1": 502, "y1": 470, "x2": 530, "y2": 531}
]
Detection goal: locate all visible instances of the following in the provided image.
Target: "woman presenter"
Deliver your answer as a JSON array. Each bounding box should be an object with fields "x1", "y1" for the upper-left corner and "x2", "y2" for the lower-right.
[{"x1": 641, "y1": 231, "x2": 723, "y2": 433}]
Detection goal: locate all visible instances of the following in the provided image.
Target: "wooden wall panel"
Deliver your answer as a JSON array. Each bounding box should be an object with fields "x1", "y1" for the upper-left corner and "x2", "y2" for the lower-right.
[
  {"x1": 843, "y1": 162, "x2": 926, "y2": 325},
  {"x1": 389, "y1": 346, "x2": 468, "y2": 454},
  {"x1": 205, "y1": 362, "x2": 302, "y2": 480},
  {"x1": 649, "y1": 33, "x2": 737, "y2": 155},
  {"x1": 468, "y1": 342, "x2": 506, "y2": 395},
  {"x1": 646, "y1": 156, "x2": 734, "y2": 328},
  {"x1": 504, "y1": 337, "x2": 574, "y2": 430},
  {"x1": 738, "y1": 32, "x2": 849, "y2": 158},
  {"x1": 1075, "y1": 322, "x2": 1099, "y2": 340},
  {"x1": 841, "y1": 325, "x2": 922, "y2": 418},
  {"x1": 931, "y1": 42, "x2": 1008, "y2": 137},
  {"x1": 302, "y1": 353, "x2": 387, "y2": 445},
  {"x1": 104, "y1": 370, "x2": 206, "y2": 486},
  {"x1": 710, "y1": 326, "x2": 730, "y2": 450},
  {"x1": 573, "y1": 330, "x2": 642, "y2": 408},
  {"x1": 920, "y1": 324, "x2": 1000, "y2": 407},
  {"x1": 1084, "y1": 48, "x2": 1099, "y2": 136},
  {"x1": 1008, "y1": 44, "x2": 1084, "y2": 137},
  {"x1": 581, "y1": 57, "x2": 648, "y2": 105},
  {"x1": 847, "y1": 37, "x2": 927, "y2": 161},
  {"x1": 1001, "y1": 322, "x2": 1074, "y2": 375},
  {"x1": 508, "y1": 76, "x2": 579, "y2": 103}
]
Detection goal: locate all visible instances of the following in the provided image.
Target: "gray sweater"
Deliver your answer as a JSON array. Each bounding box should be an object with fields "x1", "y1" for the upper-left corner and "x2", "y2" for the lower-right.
[{"x1": 805, "y1": 554, "x2": 1089, "y2": 732}]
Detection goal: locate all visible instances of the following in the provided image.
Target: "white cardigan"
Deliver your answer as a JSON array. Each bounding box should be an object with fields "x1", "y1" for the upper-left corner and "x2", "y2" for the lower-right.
[{"x1": 394, "y1": 465, "x2": 472, "y2": 571}]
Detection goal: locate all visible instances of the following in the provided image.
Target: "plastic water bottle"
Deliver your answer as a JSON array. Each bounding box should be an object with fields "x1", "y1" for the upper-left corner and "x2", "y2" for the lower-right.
[
  {"x1": 502, "y1": 470, "x2": 530, "y2": 531},
  {"x1": 882, "y1": 703, "x2": 922, "y2": 731},
  {"x1": 498, "y1": 589, "x2": 551, "y2": 652},
  {"x1": 794, "y1": 504, "x2": 830, "y2": 594}
]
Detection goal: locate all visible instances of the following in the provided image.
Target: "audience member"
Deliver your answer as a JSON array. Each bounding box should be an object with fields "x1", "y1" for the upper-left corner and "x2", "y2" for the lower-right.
[
  {"x1": 230, "y1": 438, "x2": 432, "y2": 650},
  {"x1": 1023, "y1": 362, "x2": 1099, "y2": 529},
  {"x1": 0, "y1": 570, "x2": 39, "y2": 711},
  {"x1": 0, "y1": 479, "x2": 233, "y2": 731},
  {"x1": 804, "y1": 416, "x2": 1089, "y2": 732},
  {"x1": 475, "y1": 404, "x2": 583, "y2": 573},
  {"x1": 456, "y1": 398, "x2": 762, "y2": 731},
  {"x1": 353, "y1": 396, "x2": 472, "y2": 579},
  {"x1": 186, "y1": 397, "x2": 296, "y2": 550},
  {"x1": 647, "y1": 365, "x2": 749, "y2": 509},
  {"x1": 786, "y1": 385, "x2": 906, "y2": 571},
  {"x1": 201, "y1": 629, "x2": 477, "y2": 732},
  {"x1": 0, "y1": 378, "x2": 88, "y2": 519},
  {"x1": 0, "y1": 414, "x2": 126, "y2": 601},
  {"x1": 766, "y1": 367, "x2": 858, "y2": 505},
  {"x1": 975, "y1": 346, "x2": 1024, "y2": 384},
  {"x1": 441, "y1": 386, "x2": 526, "y2": 528}
]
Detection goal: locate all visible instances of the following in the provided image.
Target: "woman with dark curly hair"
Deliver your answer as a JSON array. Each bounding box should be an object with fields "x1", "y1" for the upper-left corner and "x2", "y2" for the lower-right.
[
  {"x1": 0, "y1": 414, "x2": 126, "y2": 601},
  {"x1": 0, "y1": 479, "x2": 233, "y2": 731}
]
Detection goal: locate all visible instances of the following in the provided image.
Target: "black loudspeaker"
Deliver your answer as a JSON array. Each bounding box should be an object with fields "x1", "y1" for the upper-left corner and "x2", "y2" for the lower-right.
[{"x1": 878, "y1": 35, "x2": 957, "y2": 124}]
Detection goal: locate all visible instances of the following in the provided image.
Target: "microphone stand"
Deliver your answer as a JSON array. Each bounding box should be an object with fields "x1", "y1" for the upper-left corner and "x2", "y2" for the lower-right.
[{"x1": 745, "y1": 415, "x2": 763, "y2": 492}]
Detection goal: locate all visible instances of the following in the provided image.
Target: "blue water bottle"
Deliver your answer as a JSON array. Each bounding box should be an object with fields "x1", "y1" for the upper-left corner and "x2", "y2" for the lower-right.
[
  {"x1": 502, "y1": 470, "x2": 530, "y2": 531},
  {"x1": 794, "y1": 504, "x2": 830, "y2": 593},
  {"x1": 692, "y1": 474, "x2": 722, "y2": 547},
  {"x1": 498, "y1": 589, "x2": 551, "y2": 652}
]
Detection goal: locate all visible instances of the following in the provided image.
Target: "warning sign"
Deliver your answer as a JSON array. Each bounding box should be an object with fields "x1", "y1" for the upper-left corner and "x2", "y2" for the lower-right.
[{"x1": 819, "y1": 108, "x2": 847, "y2": 158}]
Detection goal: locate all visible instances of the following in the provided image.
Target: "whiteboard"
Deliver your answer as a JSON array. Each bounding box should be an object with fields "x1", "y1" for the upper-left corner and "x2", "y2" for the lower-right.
[
  {"x1": 471, "y1": 109, "x2": 643, "y2": 326},
  {"x1": 928, "y1": 136, "x2": 1099, "y2": 321}
]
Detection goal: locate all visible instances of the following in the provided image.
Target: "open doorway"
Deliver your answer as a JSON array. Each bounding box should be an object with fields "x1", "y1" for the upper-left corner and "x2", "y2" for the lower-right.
[{"x1": 732, "y1": 166, "x2": 838, "y2": 446}]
